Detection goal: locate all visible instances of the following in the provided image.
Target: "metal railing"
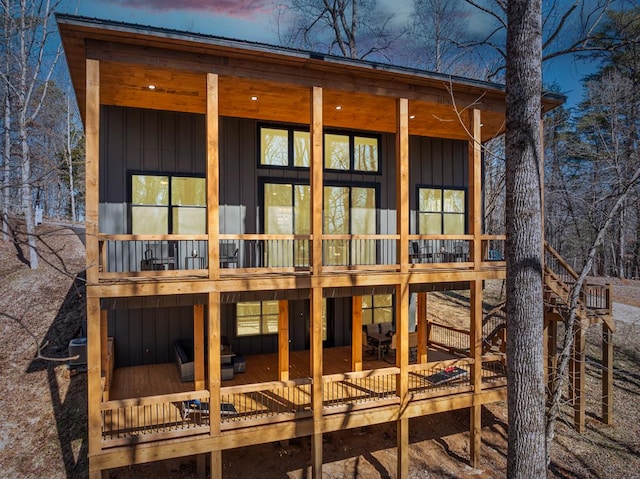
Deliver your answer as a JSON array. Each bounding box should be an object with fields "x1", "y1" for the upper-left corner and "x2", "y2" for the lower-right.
[
  {"x1": 408, "y1": 359, "x2": 473, "y2": 395},
  {"x1": 220, "y1": 378, "x2": 313, "y2": 425},
  {"x1": 428, "y1": 322, "x2": 470, "y2": 354},
  {"x1": 101, "y1": 390, "x2": 210, "y2": 446},
  {"x1": 408, "y1": 236, "x2": 472, "y2": 265},
  {"x1": 322, "y1": 367, "x2": 400, "y2": 409}
]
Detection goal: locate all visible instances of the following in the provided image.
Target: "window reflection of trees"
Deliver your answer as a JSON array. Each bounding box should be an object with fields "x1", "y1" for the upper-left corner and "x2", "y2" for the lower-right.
[
  {"x1": 261, "y1": 128, "x2": 289, "y2": 166},
  {"x1": 325, "y1": 134, "x2": 350, "y2": 170}
]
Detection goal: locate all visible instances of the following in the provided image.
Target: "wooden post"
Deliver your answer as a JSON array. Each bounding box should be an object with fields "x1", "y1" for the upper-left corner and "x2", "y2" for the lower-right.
[
  {"x1": 573, "y1": 322, "x2": 586, "y2": 433},
  {"x1": 87, "y1": 297, "x2": 102, "y2": 475},
  {"x1": 352, "y1": 296, "x2": 363, "y2": 371},
  {"x1": 468, "y1": 109, "x2": 482, "y2": 266},
  {"x1": 279, "y1": 300, "x2": 290, "y2": 381},
  {"x1": 396, "y1": 98, "x2": 409, "y2": 273},
  {"x1": 396, "y1": 282, "x2": 409, "y2": 478},
  {"x1": 100, "y1": 308, "x2": 108, "y2": 378},
  {"x1": 547, "y1": 318, "x2": 558, "y2": 401},
  {"x1": 206, "y1": 73, "x2": 220, "y2": 280},
  {"x1": 310, "y1": 287, "x2": 324, "y2": 478},
  {"x1": 207, "y1": 292, "x2": 222, "y2": 478},
  {"x1": 416, "y1": 292, "x2": 427, "y2": 363},
  {"x1": 602, "y1": 284, "x2": 613, "y2": 425},
  {"x1": 194, "y1": 304, "x2": 205, "y2": 391},
  {"x1": 397, "y1": 417, "x2": 409, "y2": 479},
  {"x1": 602, "y1": 314, "x2": 613, "y2": 425},
  {"x1": 85, "y1": 58, "x2": 100, "y2": 285},
  {"x1": 470, "y1": 279, "x2": 483, "y2": 467},
  {"x1": 310, "y1": 86, "x2": 323, "y2": 275}
]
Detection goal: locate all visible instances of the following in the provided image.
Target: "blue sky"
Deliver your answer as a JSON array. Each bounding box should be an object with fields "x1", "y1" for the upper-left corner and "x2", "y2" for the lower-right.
[{"x1": 58, "y1": 0, "x2": 599, "y2": 109}]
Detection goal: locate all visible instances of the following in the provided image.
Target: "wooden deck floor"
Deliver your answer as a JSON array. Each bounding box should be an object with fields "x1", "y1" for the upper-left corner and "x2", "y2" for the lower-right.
[{"x1": 110, "y1": 346, "x2": 457, "y2": 400}]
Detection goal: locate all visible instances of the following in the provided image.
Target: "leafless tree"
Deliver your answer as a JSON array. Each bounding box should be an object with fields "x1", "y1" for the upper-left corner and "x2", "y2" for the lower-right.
[
  {"x1": 0, "y1": 0, "x2": 63, "y2": 269},
  {"x1": 274, "y1": 0, "x2": 404, "y2": 60}
]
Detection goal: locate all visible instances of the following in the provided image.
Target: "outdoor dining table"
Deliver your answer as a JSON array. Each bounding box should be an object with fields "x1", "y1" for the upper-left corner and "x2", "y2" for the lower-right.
[{"x1": 367, "y1": 331, "x2": 392, "y2": 360}]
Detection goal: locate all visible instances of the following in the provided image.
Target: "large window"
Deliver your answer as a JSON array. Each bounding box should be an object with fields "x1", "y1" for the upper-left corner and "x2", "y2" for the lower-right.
[
  {"x1": 237, "y1": 301, "x2": 279, "y2": 336},
  {"x1": 417, "y1": 187, "x2": 465, "y2": 235},
  {"x1": 362, "y1": 294, "x2": 393, "y2": 325},
  {"x1": 324, "y1": 185, "x2": 376, "y2": 265},
  {"x1": 260, "y1": 125, "x2": 379, "y2": 173},
  {"x1": 131, "y1": 174, "x2": 206, "y2": 234}
]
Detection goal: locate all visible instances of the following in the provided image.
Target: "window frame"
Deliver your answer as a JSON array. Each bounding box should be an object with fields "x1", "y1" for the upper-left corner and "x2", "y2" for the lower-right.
[
  {"x1": 416, "y1": 185, "x2": 467, "y2": 235},
  {"x1": 258, "y1": 123, "x2": 381, "y2": 174},
  {"x1": 236, "y1": 300, "x2": 279, "y2": 337},
  {"x1": 129, "y1": 171, "x2": 206, "y2": 235}
]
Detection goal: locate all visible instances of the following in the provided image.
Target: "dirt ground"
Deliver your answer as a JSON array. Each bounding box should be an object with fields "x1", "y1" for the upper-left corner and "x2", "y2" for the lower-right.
[{"x1": 1, "y1": 222, "x2": 639, "y2": 478}]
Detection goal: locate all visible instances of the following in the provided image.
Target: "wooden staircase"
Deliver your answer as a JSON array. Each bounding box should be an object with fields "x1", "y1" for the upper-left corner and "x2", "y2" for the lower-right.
[{"x1": 543, "y1": 242, "x2": 614, "y2": 431}]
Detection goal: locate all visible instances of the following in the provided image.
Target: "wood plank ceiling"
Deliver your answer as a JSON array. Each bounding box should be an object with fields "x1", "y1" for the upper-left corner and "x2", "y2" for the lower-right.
[{"x1": 58, "y1": 16, "x2": 561, "y2": 142}]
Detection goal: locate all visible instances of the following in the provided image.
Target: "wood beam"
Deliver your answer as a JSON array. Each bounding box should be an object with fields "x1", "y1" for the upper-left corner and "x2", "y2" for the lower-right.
[
  {"x1": 396, "y1": 98, "x2": 409, "y2": 273},
  {"x1": 311, "y1": 86, "x2": 323, "y2": 275},
  {"x1": 85, "y1": 59, "x2": 100, "y2": 284},
  {"x1": 194, "y1": 304, "x2": 205, "y2": 391},
  {"x1": 397, "y1": 417, "x2": 409, "y2": 479},
  {"x1": 469, "y1": 279, "x2": 483, "y2": 467},
  {"x1": 208, "y1": 292, "x2": 221, "y2": 436},
  {"x1": 87, "y1": 297, "x2": 103, "y2": 464},
  {"x1": 470, "y1": 404, "x2": 482, "y2": 468},
  {"x1": 602, "y1": 321, "x2": 613, "y2": 425},
  {"x1": 310, "y1": 287, "x2": 324, "y2": 478},
  {"x1": 206, "y1": 73, "x2": 221, "y2": 280},
  {"x1": 468, "y1": 109, "x2": 482, "y2": 266},
  {"x1": 572, "y1": 323, "x2": 586, "y2": 433},
  {"x1": 352, "y1": 296, "x2": 363, "y2": 372},
  {"x1": 396, "y1": 282, "x2": 409, "y2": 405},
  {"x1": 210, "y1": 451, "x2": 222, "y2": 479},
  {"x1": 100, "y1": 309, "x2": 108, "y2": 380},
  {"x1": 279, "y1": 300, "x2": 290, "y2": 381},
  {"x1": 416, "y1": 292, "x2": 427, "y2": 363}
]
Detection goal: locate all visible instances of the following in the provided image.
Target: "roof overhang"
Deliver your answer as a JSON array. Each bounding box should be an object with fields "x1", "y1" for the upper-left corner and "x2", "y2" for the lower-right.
[{"x1": 57, "y1": 14, "x2": 564, "y2": 142}]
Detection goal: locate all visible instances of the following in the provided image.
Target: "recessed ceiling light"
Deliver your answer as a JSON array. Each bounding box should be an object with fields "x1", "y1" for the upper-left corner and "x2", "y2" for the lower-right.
[
  {"x1": 148, "y1": 84, "x2": 156, "y2": 90},
  {"x1": 335, "y1": 105, "x2": 342, "y2": 110},
  {"x1": 409, "y1": 115, "x2": 416, "y2": 119},
  {"x1": 250, "y1": 96, "x2": 258, "y2": 101}
]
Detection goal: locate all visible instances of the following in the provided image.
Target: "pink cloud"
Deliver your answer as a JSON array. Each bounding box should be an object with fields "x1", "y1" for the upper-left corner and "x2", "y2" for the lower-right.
[{"x1": 104, "y1": 0, "x2": 271, "y2": 19}]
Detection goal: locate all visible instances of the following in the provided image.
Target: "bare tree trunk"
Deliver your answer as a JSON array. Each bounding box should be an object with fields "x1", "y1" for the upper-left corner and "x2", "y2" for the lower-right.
[
  {"x1": 2, "y1": 89, "x2": 10, "y2": 241},
  {"x1": 67, "y1": 94, "x2": 76, "y2": 222},
  {"x1": 505, "y1": 0, "x2": 547, "y2": 477}
]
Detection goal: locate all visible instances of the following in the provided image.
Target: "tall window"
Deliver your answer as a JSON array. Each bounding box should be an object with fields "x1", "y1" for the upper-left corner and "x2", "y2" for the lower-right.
[
  {"x1": 131, "y1": 174, "x2": 206, "y2": 234},
  {"x1": 324, "y1": 185, "x2": 376, "y2": 265},
  {"x1": 417, "y1": 187, "x2": 465, "y2": 234},
  {"x1": 260, "y1": 125, "x2": 379, "y2": 173},
  {"x1": 362, "y1": 294, "x2": 393, "y2": 325},
  {"x1": 236, "y1": 301, "x2": 279, "y2": 336},
  {"x1": 264, "y1": 182, "x2": 310, "y2": 266}
]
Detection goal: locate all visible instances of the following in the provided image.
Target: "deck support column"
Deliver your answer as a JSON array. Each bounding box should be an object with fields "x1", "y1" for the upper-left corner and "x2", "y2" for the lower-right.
[
  {"x1": 87, "y1": 297, "x2": 103, "y2": 478},
  {"x1": 468, "y1": 109, "x2": 482, "y2": 267},
  {"x1": 207, "y1": 292, "x2": 222, "y2": 478},
  {"x1": 311, "y1": 287, "x2": 324, "y2": 478},
  {"x1": 416, "y1": 292, "x2": 427, "y2": 363},
  {"x1": 469, "y1": 279, "x2": 483, "y2": 467},
  {"x1": 546, "y1": 318, "x2": 558, "y2": 398},
  {"x1": 100, "y1": 309, "x2": 109, "y2": 401},
  {"x1": 194, "y1": 304, "x2": 205, "y2": 391},
  {"x1": 279, "y1": 300, "x2": 290, "y2": 381},
  {"x1": 352, "y1": 296, "x2": 363, "y2": 371},
  {"x1": 602, "y1": 321, "x2": 613, "y2": 425}
]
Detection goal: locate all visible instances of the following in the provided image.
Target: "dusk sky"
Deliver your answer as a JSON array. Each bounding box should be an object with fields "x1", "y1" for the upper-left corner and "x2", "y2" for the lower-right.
[{"x1": 58, "y1": 0, "x2": 599, "y2": 108}]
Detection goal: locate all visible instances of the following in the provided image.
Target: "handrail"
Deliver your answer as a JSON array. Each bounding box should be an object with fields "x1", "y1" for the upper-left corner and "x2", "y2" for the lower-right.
[
  {"x1": 102, "y1": 390, "x2": 209, "y2": 410},
  {"x1": 221, "y1": 377, "x2": 312, "y2": 395},
  {"x1": 322, "y1": 366, "x2": 400, "y2": 383}
]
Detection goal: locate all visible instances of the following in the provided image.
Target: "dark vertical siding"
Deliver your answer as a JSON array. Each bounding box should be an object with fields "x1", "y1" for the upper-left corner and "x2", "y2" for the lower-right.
[{"x1": 101, "y1": 108, "x2": 468, "y2": 361}]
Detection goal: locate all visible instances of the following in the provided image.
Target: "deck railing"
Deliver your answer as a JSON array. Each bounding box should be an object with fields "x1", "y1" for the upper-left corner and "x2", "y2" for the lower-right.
[
  {"x1": 428, "y1": 321, "x2": 470, "y2": 355},
  {"x1": 408, "y1": 359, "x2": 473, "y2": 395},
  {"x1": 408, "y1": 236, "x2": 472, "y2": 266},
  {"x1": 101, "y1": 390, "x2": 210, "y2": 446},
  {"x1": 481, "y1": 354, "x2": 508, "y2": 385},
  {"x1": 544, "y1": 242, "x2": 611, "y2": 314},
  {"x1": 220, "y1": 378, "x2": 313, "y2": 427},
  {"x1": 322, "y1": 367, "x2": 400, "y2": 410},
  {"x1": 97, "y1": 234, "x2": 509, "y2": 279},
  {"x1": 481, "y1": 235, "x2": 506, "y2": 262}
]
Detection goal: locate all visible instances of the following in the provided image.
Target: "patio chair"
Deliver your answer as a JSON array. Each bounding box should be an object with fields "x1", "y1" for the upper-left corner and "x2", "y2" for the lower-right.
[{"x1": 182, "y1": 399, "x2": 237, "y2": 421}]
